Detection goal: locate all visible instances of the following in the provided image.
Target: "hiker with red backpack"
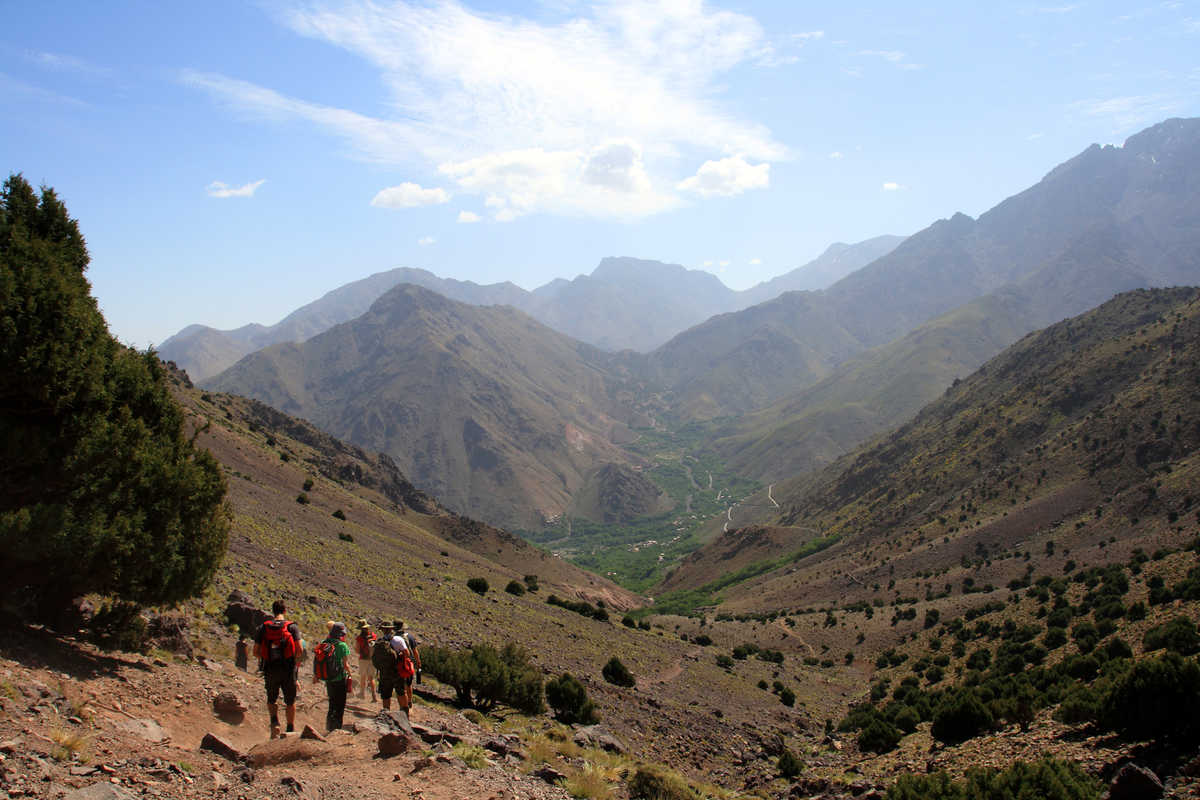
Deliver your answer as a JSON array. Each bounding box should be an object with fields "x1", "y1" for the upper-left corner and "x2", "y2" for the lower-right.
[
  {"x1": 312, "y1": 621, "x2": 353, "y2": 731},
  {"x1": 396, "y1": 620, "x2": 421, "y2": 709},
  {"x1": 353, "y1": 619, "x2": 377, "y2": 702},
  {"x1": 372, "y1": 620, "x2": 417, "y2": 713},
  {"x1": 254, "y1": 600, "x2": 304, "y2": 739}
]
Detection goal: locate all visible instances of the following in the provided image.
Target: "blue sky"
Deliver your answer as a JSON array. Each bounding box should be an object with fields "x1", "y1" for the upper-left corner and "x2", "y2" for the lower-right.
[{"x1": 4, "y1": 1, "x2": 1198, "y2": 347}]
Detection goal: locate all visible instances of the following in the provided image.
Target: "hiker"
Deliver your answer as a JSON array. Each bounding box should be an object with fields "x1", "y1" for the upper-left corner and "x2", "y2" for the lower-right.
[
  {"x1": 254, "y1": 600, "x2": 303, "y2": 739},
  {"x1": 396, "y1": 620, "x2": 422, "y2": 708},
  {"x1": 372, "y1": 621, "x2": 415, "y2": 712},
  {"x1": 234, "y1": 634, "x2": 249, "y2": 671},
  {"x1": 354, "y1": 619, "x2": 378, "y2": 702},
  {"x1": 313, "y1": 621, "x2": 353, "y2": 731}
]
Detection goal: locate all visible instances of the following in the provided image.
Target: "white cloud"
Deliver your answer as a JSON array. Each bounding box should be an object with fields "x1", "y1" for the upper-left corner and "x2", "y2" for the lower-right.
[
  {"x1": 703, "y1": 260, "x2": 714, "y2": 267},
  {"x1": 28, "y1": 50, "x2": 112, "y2": 77},
  {"x1": 371, "y1": 182, "x2": 450, "y2": 208},
  {"x1": 882, "y1": 182, "x2": 901, "y2": 191},
  {"x1": 206, "y1": 179, "x2": 266, "y2": 198},
  {"x1": 457, "y1": 211, "x2": 481, "y2": 223},
  {"x1": 186, "y1": 0, "x2": 787, "y2": 220},
  {"x1": 858, "y1": 49, "x2": 922, "y2": 70},
  {"x1": 749, "y1": 257, "x2": 762, "y2": 265},
  {"x1": 418, "y1": 236, "x2": 435, "y2": 246},
  {"x1": 678, "y1": 156, "x2": 769, "y2": 197},
  {"x1": 719, "y1": 259, "x2": 731, "y2": 266},
  {"x1": 829, "y1": 150, "x2": 844, "y2": 159},
  {"x1": 793, "y1": 31, "x2": 825, "y2": 42},
  {"x1": 1035, "y1": 4, "x2": 1081, "y2": 13}
]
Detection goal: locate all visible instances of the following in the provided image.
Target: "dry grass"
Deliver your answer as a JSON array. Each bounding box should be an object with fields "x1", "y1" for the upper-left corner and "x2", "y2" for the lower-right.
[
  {"x1": 451, "y1": 743, "x2": 490, "y2": 769},
  {"x1": 49, "y1": 728, "x2": 90, "y2": 763},
  {"x1": 565, "y1": 763, "x2": 614, "y2": 799}
]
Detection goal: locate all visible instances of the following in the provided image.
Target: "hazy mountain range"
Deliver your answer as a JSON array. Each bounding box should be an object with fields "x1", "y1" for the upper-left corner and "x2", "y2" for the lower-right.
[
  {"x1": 161, "y1": 235, "x2": 903, "y2": 382},
  {"x1": 205, "y1": 117, "x2": 1200, "y2": 530}
]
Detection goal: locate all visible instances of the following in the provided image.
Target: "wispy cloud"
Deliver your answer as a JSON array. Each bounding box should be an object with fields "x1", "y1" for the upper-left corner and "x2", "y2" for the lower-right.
[
  {"x1": 371, "y1": 182, "x2": 450, "y2": 208},
  {"x1": 418, "y1": 236, "x2": 435, "y2": 246},
  {"x1": 829, "y1": 150, "x2": 844, "y2": 159},
  {"x1": 882, "y1": 181, "x2": 901, "y2": 191},
  {"x1": 0, "y1": 72, "x2": 89, "y2": 108},
  {"x1": 1035, "y1": 4, "x2": 1082, "y2": 13},
  {"x1": 27, "y1": 50, "x2": 112, "y2": 78},
  {"x1": 186, "y1": 0, "x2": 787, "y2": 220},
  {"x1": 1069, "y1": 93, "x2": 1183, "y2": 129},
  {"x1": 457, "y1": 211, "x2": 481, "y2": 223},
  {"x1": 206, "y1": 179, "x2": 266, "y2": 198},
  {"x1": 678, "y1": 156, "x2": 769, "y2": 197},
  {"x1": 749, "y1": 257, "x2": 762, "y2": 265},
  {"x1": 858, "y1": 49, "x2": 922, "y2": 70}
]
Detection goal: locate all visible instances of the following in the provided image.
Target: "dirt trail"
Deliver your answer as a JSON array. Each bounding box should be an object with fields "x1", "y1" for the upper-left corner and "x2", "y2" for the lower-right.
[
  {"x1": 650, "y1": 646, "x2": 704, "y2": 685},
  {"x1": 774, "y1": 618, "x2": 816, "y2": 658}
]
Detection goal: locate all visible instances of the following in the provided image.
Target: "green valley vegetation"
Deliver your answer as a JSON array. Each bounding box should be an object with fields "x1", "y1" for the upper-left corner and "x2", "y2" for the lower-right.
[
  {"x1": 0, "y1": 174, "x2": 230, "y2": 621},
  {"x1": 521, "y1": 422, "x2": 759, "y2": 592}
]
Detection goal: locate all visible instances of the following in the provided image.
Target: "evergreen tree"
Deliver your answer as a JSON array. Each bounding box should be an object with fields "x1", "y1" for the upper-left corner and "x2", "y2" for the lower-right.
[{"x1": 0, "y1": 174, "x2": 230, "y2": 619}]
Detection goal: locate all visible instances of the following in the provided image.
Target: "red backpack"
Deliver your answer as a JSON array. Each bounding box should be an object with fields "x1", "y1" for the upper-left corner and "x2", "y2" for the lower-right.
[
  {"x1": 355, "y1": 631, "x2": 376, "y2": 659},
  {"x1": 257, "y1": 619, "x2": 297, "y2": 664},
  {"x1": 396, "y1": 645, "x2": 415, "y2": 679},
  {"x1": 313, "y1": 640, "x2": 343, "y2": 681}
]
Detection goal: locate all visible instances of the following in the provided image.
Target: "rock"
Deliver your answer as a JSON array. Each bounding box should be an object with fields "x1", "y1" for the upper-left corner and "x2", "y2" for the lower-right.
[
  {"x1": 211, "y1": 772, "x2": 227, "y2": 791},
  {"x1": 1107, "y1": 763, "x2": 1163, "y2": 800},
  {"x1": 572, "y1": 725, "x2": 629, "y2": 755},
  {"x1": 410, "y1": 722, "x2": 464, "y2": 745},
  {"x1": 234, "y1": 765, "x2": 256, "y2": 784},
  {"x1": 212, "y1": 692, "x2": 247, "y2": 723},
  {"x1": 533, "y1": 765, "x2": 567, "y2": 785},
  {"x1": 246, "y1": 738, "x2": 331, "y2": 768},
  {"x1": 364, "y1": 710, "x2": 417, "y2": 738},
  {"x1": 410, "y1": 756, "x2": 435, "y2": 774},
  {"x1": 280, "y1": 775, "x2": 321, "y2": 800},
  {"x1": 378, "y1": 733, "x2": 412, "y2": 756},
  {"x1": 200, "y1": 733, "x2": 246, "y2": 764},
  {"x1": 225, "y1": 601, "x2": 270, "y2": 638},
  {"x1": 299, "y1": 724, "x2": 326, "y2": 742},
  {"x1": 62, "y1": 784, "x2": 138, "y2": 800},
  {"x1": 116, "y1": 718, "x2": 166, "y2": 743},
  {"x1": 1182, "y1": 755, "x2": 1200, "y2": 778},
  {"x1": 69, "y1": 766, "x2": 98, "y2": 776}
]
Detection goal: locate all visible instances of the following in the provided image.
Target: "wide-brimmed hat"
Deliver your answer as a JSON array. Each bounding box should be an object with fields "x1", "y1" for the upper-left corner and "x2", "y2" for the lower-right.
[
  {"x1": 357, "y1": 618, "x2": 369, "y2": 630},
  {"x1": 391, "y1": 620, "x2": 405, "y2": 631},
  {"x1": 379, "y1": 620, "x2": 395, "y2": 631},
  {"x1": 330, "y1": 621, "x2": 348, "y2": 638}
]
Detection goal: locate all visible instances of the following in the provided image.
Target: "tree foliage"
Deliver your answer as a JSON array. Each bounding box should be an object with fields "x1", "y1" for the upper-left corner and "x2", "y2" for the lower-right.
[
  {"x1": 1099, "y1": 652, "x2": 1200, "y2": 741},
  {"x1": 602, "y1": 656, "x2": 636, "y2": 687},
  {"x1": 886, "y1": 757, "x2": 1100, "y2": 800},
  {"x1": 0, "y1": 174, "x2": 229, "y2": 618},
  {"x1": 545, "y1": 672, "x2": 597, "y2": 724},
  {"x1": 421, "y1": 642, "x2": 544, "y2": 714}
]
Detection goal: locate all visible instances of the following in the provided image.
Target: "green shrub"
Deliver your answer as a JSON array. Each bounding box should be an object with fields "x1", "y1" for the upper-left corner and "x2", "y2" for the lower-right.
[
  {"x1": 886, "y1": 758, "x2": 1100, "y2": 800},
  {"x1": 523, "y1": 574, "x2": 539, "y2": 591},
  {"x1": 421, "y1": 643, "x2": 543, "y2": 714},
  {"x1": 337, "y1": 531, "x2": 354, "y2": 542},
  {"x1": 858, "y1": 718, "x2": 903, "y2": 753},
  {"x1": 778, "y1": 748, "x2": 803, "y2": 778},
  {"x1": 504, "y1": 580, "x2": 525, "y2": 596},
  {"x1": 87, "y1": 601, "x2": 148, "y2": 653},
  {"x1": 602, "y1": 657, "x2": 636, "y2": 688},
  {"x1": 295, "y1": 492, "x2": 310, "y2": 505},
  {"x1": 693, "y1": 634, "x2": 712, "y2": 646},
  {"x1": 545, "y1": 673, "x2": 597, "y2": 724},
  {"x1": 779, "y1": 687, "x2": 796, "y2": 707},
  {"x1": 621, "y1": 615, "x2": 636, "y2": 628},
  {"x1": 302, "y1": 478, "x2": 314, "y2": 491},
  {"x1": 331, "y1": 509, "x2": 346, "y2": 520},
  {"x1": 715, "y1": 654, "x2": 734, "y2": 670},
  {"x1": 931, "y1": 688, "x2": 993, "y2": 744},
  {"x1": 467, "y1": 577, "x2": 489, "y2": 595},
  {"x1": 1143, "y1": 616, "x2": 1200, "y2": 655},
  {"x1": 1099, "y1": 652, "x2": 1200, "y2": 741}
]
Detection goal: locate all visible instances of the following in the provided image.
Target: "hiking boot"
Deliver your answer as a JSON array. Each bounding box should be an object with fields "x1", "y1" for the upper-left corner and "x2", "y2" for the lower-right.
[
  {"x1": 285, "y1": 724, "x2": 295, "y2": 734},
  {"x1": 270, "y1": 724, "x2": 281, "y2": 740}
]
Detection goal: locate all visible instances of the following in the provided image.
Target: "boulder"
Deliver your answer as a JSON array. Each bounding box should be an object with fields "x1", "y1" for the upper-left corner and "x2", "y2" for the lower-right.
[
  {"x1": 572, "y1": 724, "x2": 629, "y2": 754},
  {"x1": 116, "y1": 718, "x2": 166, "y2": 743},
  {"x1": 62, "y1": 784, "x2": 138, "y2": 800},
  {"x1": 361, "y1": 710, "x2": 417, "y2": 738},
  {"x1": 378, "y1": 733, "x2": 412, "y2": 756},
  {"x1": 1107, "y1": 763, "x2": 1163, "y2": 800},
  {"x1": 533, "y1": 765, "x2": 567, "y2": 785},
  {"x1": 212, "y1": 691, "x2": 247, "y2": 723},
  {"x1": 246, "y1": 737, "x2": 331, "y2": 767},
  {"x1": 225, "y1": 601, "x2": 270, "y2": 637},
  {"x1": 300, "y1": 724, "x2": 326, "y2": 742},
  {"x1": 200, "y1": 732, "x2": 246, "y2": 764}
]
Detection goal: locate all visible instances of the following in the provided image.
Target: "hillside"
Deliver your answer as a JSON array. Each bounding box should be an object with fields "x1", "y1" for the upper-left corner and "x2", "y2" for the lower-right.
[
  {"x1": 206, "y1": 284, "x2": 650, "y2": 530},
  {"x1": 658, "y1": 287, "x2": 1200, "y2": 610},
  {"x1": 648, "y1": 117, "x2": 1200, "y2": 420}
]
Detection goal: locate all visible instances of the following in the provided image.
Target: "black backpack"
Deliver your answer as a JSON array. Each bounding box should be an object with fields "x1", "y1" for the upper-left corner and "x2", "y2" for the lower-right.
[{"x1": 372, "y1": 636, "x2": 398, "y2": 674}]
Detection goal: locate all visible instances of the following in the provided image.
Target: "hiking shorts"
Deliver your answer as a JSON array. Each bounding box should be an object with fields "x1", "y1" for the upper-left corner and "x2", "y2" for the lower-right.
[
  {"x1": 264, "y1": 663, "x2": 298, "y2": 706},
  {"x1": 358, "y1": 657, "x2": 374, "y2": 685},
  {"x1": 378, "y1": 674, "x2": 399, "y2": 700}
]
